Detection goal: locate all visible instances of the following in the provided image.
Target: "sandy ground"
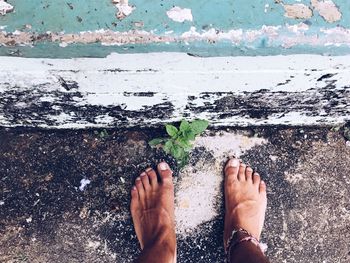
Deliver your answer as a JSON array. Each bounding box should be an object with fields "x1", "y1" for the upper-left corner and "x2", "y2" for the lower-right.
[{"x1": 0, "y1": 126, "x2": 349, "y2": 263}]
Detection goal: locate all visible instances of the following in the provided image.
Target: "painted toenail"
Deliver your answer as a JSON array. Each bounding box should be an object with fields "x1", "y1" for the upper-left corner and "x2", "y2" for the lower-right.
[
  {"x1": 136, "y1": 177, "x2": 141, "y2": 181},
  {"x1": 228, "y1": 159, "x2": 239, "y2": 167},
  {"x1": 159, "y1": 162, "x2": 169, "y2": 170},
  {"x1": 146, "y1": 167, "x2": 152, "y2": 172},
  {"x1": 140, "y1": 172, "x2": 146, "y2": 177},
  {"x1": 132, "y1": 186, "x2": 136, "y2": 190}
]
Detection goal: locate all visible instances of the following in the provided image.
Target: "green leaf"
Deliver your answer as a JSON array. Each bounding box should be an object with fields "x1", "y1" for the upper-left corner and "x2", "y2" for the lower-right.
[
  {"x1": 177, "y1": 138, "x2": 192, "y2": 150},
  {"x1": 163, "y1": 140, "x2": 174, "y2": 154},
  {"x1": 179, "y1": 120, "x2": 190, "y2": 132},
  {"x1": 170, "y1": 144, "x2": 185, "y2": 159},
  {"x1": 149, "y1": 138, "x2": 164, "y2": 146},
  {"x1": 182, "y1": 129, "x2": 196, "y2": 141},
  {"x1": 166, "y1": 125, "x2": 179, "y2": 137},
  {"x1": 100, "y1": 129, "x2": 108, "y2": 138},
  {"x1": 331, "y1": 126, "x2": 341, "y2": 132},
  {"x1": 179, "y1": 153, "x2": 190, "y2": 167},
  {"x1": 190, "y1": 120, "x2": 209, "y2": 135},
  {"x1": 344, "y1": 127, "x2": 350, "y2": 140}
]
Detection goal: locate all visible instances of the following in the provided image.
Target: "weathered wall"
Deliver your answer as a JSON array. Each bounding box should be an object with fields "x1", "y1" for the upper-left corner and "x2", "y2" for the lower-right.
[
  {"x1": 0, "y1": 0, "x2": 350, "y2": 57},
  {"x1": 0, "y1": 1, "x2": 349, "y2": 128}
]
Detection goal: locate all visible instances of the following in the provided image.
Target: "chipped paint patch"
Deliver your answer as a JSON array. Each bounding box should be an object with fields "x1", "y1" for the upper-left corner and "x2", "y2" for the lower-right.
[
  {"x1": 0, "y1": 0, "x2": 13, "y2": 15},
  {"x1": 166, "y1": 7, "x2": 193, "y2": 23},
  {"x1": 2, "y1": 24, "x2": 350, "y2": 49},
  {"x1": 281, "y1": 3, "x2": 313, "y2": 19},
  {"x1": 311, "y1": 0, "x2": 342, "y2": 23},
  {"x1": 112, "y1": 0, "x2": 135, "y2": 20},
  {"x1": 264, "y1": 4, "x2": 270, "y2": 13},
  {"x1": 286, "y1": 23, "x2": 309, "y2": 33},
  {"x1": 0, "y1": 29, "x2": 171, "y2": 47}
]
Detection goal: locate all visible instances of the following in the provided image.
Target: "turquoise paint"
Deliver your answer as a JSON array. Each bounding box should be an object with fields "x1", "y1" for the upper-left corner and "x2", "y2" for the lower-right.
[
  {"x1": 0, "y1": 0, "x2": 350, "y2": 57},
  {"x1": 0, "y1": 0, "x2": 116, "y2": 33}
]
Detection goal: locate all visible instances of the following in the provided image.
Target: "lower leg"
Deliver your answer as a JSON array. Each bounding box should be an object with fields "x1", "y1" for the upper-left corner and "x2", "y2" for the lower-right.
[
  {"x1": 224, "y1": 158, "x2": 270, "y2": 263},
  {"x1": 228, "y1": 239, "x2": 269, "y2": 263}
]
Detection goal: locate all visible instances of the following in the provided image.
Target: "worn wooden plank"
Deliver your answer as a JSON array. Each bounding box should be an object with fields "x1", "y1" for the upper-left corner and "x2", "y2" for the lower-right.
[{"x1": 0, "y1": 53, "x2": 349, "y2": 128}]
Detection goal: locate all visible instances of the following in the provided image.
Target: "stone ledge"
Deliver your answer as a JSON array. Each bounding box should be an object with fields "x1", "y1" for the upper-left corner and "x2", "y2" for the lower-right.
[{"x1": 0, "y1": 53, "x2": 349, "y2": 128}]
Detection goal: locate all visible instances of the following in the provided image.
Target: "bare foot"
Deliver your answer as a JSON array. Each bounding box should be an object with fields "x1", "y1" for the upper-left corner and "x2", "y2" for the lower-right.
[
  {"x1": 130, "y1": 162, "x2": 176, "y2": 261},
  {"x1": 224, "y1": 158, "x2": 267, "y2": 248}
]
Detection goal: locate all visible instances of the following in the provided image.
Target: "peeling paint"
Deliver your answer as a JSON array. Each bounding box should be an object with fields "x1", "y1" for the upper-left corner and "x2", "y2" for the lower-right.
[
  {"x1": 281, "y1": 3, "x2": 313, "y2": 20},
  {"x1": 166, "y1": 7, "x2": 193, "y2": 23},
  {"x1": 0, "y1": 0, "x2": 13, "y2": 15},
  {"x1": 0, "y1": 0, "x2": 348, "y2": 57},
  {"x1": 0, "y1": 53, "x2": 349, "y2": 128},
  {"x1": 112, "y1": 0, "x2": 135, "y2": 20},
  {"x1": 2, "y1": 23, "x2": 350, "y2": 49},
  {"x1": 286, "y1": 23, "x2": 310, "y2": 33},
  {"x1": 311, "y1": 0, "x2": 342, "y2": 23},
  {"x1": 264, "y1": 4, "x2": 269, "y2": 13}
]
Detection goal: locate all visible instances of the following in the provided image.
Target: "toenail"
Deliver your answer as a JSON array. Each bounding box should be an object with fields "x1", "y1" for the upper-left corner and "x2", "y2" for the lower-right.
[
  {"x1": 136, "y1": 177, "x2": 141, "y2": 181},
  {"x1": 159, "y1": 162, "x2": 169, "y2": 170},
  {"x1": 228, "y1": 159, "x2": 239, "y2": 167},
  {"x1": 140, "y1": 172, "x2": 146, "y2": 177},
  {"x1": 146, "y1": 167, "x2": 152, "y2": 172},
  {"x1": 132, "y1": 186, "x2": 136, "y2": 190}
]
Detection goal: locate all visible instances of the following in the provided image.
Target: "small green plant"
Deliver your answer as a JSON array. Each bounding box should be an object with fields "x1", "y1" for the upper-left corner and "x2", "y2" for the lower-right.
[
  {"x1": 344, "y1": 127, "x2": 350, "y2": 140},
  {"x1": 330, "y1": 126, "x2": 341, "y2": 132},
  {"x1": 14, "y1": 253, "x2": 28, "y2": 263},
  {"x1": 149, "y1": 119, "x2": 209, "y2": 167},
  {"x1": 331, "y1": 124, "x2": 350, "y2": 141},
  {"x1": 94, "y1": 129, "x2": 109, "y2": 139}
]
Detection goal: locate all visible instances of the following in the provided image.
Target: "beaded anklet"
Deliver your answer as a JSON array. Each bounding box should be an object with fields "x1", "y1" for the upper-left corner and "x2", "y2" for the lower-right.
[{"x1": 225, "y1": 228, "x2": 264, "y2": 262}]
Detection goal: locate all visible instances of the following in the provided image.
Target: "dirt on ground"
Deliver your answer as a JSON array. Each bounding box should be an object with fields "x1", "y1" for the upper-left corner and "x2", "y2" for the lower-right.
[{"x1": 0, "y1": 126, "x2": 349, "y2": 263}]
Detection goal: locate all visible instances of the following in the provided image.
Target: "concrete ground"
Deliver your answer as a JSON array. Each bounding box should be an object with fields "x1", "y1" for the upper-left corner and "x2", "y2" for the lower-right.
[{"x1": 0, "y1": 126, "x2": 350, "y2": 263}]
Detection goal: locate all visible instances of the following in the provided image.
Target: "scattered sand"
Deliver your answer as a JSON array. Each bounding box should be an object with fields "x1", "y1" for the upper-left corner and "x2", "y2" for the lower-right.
[
  {"x1": 195, "y1": 132, "x2": 266, "y2": 159},
  {"x1": 175, "y1": 132, "x2": 267, "y2": 236},
  {"x1": 175, "y1": 164, "x2": 221, "y2": 235}
]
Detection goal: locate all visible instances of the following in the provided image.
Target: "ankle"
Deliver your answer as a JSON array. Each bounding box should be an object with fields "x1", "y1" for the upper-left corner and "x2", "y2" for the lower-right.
[
  {"x1": 137, "y1": 235, "x2": 176, "y2": 263},
  {"x1": 143, "y1": 225, "x2": 176, "y2": 253}
]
